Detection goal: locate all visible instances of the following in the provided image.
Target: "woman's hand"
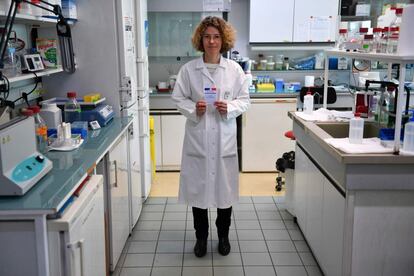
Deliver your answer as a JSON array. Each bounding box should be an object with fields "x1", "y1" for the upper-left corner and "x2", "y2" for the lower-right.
[
  {"x1": 214, "y1": 101, "x2": 227, "y2": 115},
  {"x1": 196, "y1": 100, "x2": 207, "y2": 116}
]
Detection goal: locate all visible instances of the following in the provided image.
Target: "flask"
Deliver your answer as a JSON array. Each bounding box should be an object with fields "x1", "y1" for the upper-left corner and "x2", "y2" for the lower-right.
[
  {"x1": 64, "y1": 91, "x2": 81, "y2": 123},
  {"x1": 303, "y1": 91, "x2": 314, "y2": 115},
  {"x1": 349, "y1": 113, "x2": 364, "y2": 144},
  {"x1": 29, "y1": 106, "x2": 48, "y2": 152}
]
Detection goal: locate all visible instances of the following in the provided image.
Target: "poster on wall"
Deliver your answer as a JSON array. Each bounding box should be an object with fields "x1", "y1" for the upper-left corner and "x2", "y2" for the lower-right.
[{"x1": 203, "y1": 0, "x2": 224, "y2": 11}]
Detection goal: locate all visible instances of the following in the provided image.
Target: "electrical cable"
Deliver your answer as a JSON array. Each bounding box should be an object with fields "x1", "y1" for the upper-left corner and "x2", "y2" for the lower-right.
[{"x1": 13, "y1": 72, "x2": 40, "y2": 106}]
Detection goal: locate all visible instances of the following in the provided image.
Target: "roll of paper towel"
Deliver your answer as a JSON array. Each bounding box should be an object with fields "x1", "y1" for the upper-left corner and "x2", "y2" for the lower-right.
[
  {"x1": 397, "y1": 4, "x2": 414, "y2": 56},
  {"x1": 305, "y1": 76, "x2": 315, "y2": 87}
]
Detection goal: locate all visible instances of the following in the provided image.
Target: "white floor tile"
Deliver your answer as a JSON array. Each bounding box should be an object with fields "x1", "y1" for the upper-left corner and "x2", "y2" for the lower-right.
[
  {"x1": 182, "y1": 266, "x2": 213, "y2": 276},
  {"x1": 270, "y1": 252, "x2": 303, "y2": 266},
  {"x1": 212, "y1": 252, "x2": 242, "y2": 266},
  {"x1": 244, "y1": 266, "x2": 276, "y2": 276},
  {"x1": 120, "y1": 267, "x2": 151, "y2": 276},
  {"x1": 151, "y1": 267, "x2": 181, "y2": 276},
  {"x1": 239, "y1": 240, "x2": 268, "y2": 252},
  {"x1": 183, "y1": 253, "x2": 213, "y2": 267},
  {"x1": 274, "y1": 266, "x2": 307, "y2": 276},
  {"x1": 153, "y1": 253, "x2": 183, "y2": 267},
  {"x1": 213, "y1": 266, "x2": 244, "y2": 276},
  {"x1": 241, "y1": 252, "x2": 273, "y2": 266},
  {"x1": 123, "y1": 253, "x2": 154, "y2": 267}
]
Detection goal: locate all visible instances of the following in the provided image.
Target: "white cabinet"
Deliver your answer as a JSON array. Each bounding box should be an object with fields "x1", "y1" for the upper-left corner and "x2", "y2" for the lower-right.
[
  {"x1": 151, "y1": 111, "x2": 186, "y2": 170},
  {"x1": 294, "y1": 144, "x2": 345, "y2": 276},
  {"x1": 242, "y1": 98, "x2": 296, "y2": 172},
  {"x1": 249, "y1": 0, "x2": 294, "y2": 43},
  {"x1": 106, "y1": 133, "x2": 130, "y2": 271},
  {"x1": 321, "y1": 177, "x2": 345, "y2": 276},
  {"x1": 249, "y1": 0, "x2": 339, "y2": 43}
]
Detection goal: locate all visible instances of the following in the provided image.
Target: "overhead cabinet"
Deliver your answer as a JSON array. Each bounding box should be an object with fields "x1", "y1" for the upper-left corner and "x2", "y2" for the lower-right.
[{"x1": 249, "y1": 0, "x2": 339, "y2": 43}]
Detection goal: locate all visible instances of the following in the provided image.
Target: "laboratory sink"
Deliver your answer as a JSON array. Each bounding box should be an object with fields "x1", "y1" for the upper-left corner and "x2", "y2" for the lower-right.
[{"x1": 316, "y1": 122, "x2": 380, "y2": 138}]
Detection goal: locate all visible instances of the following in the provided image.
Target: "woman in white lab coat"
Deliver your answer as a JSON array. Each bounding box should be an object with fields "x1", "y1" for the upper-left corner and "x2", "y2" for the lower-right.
[{"x1": 172, "y1": 16, "x2": 250, "y2": 257}]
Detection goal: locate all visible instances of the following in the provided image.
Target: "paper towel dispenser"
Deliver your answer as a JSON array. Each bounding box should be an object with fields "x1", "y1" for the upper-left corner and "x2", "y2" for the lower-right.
[{"x1": 148, "y1": 0, "x2": 231, "y2": 12}]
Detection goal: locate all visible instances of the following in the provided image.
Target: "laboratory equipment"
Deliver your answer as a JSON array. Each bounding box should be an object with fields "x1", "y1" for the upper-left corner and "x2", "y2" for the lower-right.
[
  {"x1": 0, "y1": 116, "x2": 52, "y2": 196},
  {"x1": 29, "y1": 105, "x2": 48, "y2": 153},
  {"x1": 23, "y1": 54, "x2": 45, "y2": 72},
  {"x1": 349, "y1": 113, "x2": 364, "y2": 144},
  {"x1": 80, "y1": 104, "x2": 115, "y2": 126}
]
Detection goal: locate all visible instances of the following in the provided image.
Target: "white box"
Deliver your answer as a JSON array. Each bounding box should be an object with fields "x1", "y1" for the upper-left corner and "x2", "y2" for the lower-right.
[
  {"x1": 61, "y1": 0, "x2": 77, "y2": 19},
  {"x1": 355, "y1": 4, "x2": 371, "y2": 16}
]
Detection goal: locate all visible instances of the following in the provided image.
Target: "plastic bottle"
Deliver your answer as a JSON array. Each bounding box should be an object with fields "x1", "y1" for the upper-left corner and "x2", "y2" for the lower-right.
[
  {"x1": 29, "y1": 106, "x2": 48, "y2": 152},
  {"x1": 303, "y1": 91, "x2": 314, "y2": 115},
  {"x1": 349, "y1": 113, "x2": 364, "y2": 144},
  {"x1": 402, "y1": 121, "x2": 414, "y2": 154},
  {"x1": 377, "y1": 8, "x2": 397, "y2": 28},
  {"x1": 380, "y1": 90, "x2": 390, "y2": 128},
  {"x1": 40, "y1": 102, "x2": 62, "y2": 129},
  {"x1": 358, "y1": 27, "x2": 369, "y2": 46},
  {"x1": 369, "y1": 92, "x2": 380, "y2": 119},
  {"x1": 283, "y1": 57, "x2": 290, "y2": 70},
  {"x1": 336, "y1": 29, "x2": 348, "y2": 50},
  {"x1": 275, "y1": 55, "x2": 284, "y2": 70},
  {"x1": 390, "y1": 8, "x2": 403, "y2": 29},
  {"x1": 64, "y1": 91, "x2": 81, "y2": 123}
]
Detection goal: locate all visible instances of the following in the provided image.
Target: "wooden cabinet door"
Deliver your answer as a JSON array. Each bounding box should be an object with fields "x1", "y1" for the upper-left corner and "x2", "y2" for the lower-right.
[{"x1": 249, "y1": 0, "x2": 295, "y2": 42}]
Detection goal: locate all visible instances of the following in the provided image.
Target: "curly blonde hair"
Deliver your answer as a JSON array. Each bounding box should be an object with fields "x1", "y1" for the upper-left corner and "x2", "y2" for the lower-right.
[{"x1": 191, "y1": 16, "x2": 236, "y2": 53}]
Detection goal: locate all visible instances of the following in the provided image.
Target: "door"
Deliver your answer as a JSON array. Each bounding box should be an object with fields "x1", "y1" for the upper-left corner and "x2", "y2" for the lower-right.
[
  {"x1": 107, "y1": 133, "x2": 130, "y2": 271},
  {"x1": 249, "y1": 0, "x2": 295, "y2": 42}
]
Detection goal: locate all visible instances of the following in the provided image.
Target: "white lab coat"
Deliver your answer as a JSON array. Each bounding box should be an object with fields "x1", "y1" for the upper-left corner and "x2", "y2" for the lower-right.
[{"x1": 172, "y1": 56, "x2": 250, "y2": 209}]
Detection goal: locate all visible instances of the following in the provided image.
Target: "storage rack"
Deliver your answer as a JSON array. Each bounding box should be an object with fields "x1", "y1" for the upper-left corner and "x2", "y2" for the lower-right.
[{"x1": 323, "y1": 49, "x2": 414, "y2": 153}]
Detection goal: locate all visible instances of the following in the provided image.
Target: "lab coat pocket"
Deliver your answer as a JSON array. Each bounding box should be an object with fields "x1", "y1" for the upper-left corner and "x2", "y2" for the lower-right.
[
  {"x1": 185, "y1": 128, "x2": 207, "y2": 158},
  {"x1": 221, "y1": 120, "x2": 237, "y2": 158}
]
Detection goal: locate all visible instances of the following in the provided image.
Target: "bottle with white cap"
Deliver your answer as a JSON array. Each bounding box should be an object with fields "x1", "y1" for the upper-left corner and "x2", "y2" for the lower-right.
[
  {"x1": 40, "y1": 102, "x2": 62, "y2": 129},
  {"x1": 303, "y1": 90, "x2": 314, "y2": 115},
  {"x1": 349, "y1": 113, "x2": 364, "y2": 144}
]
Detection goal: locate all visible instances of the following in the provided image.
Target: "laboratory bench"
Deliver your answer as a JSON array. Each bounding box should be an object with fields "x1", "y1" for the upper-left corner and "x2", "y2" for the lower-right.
[
  {"x1": 0, "y1": 117, "x2": 132, "y2": 212},
  {"x1": 288, "y1": 112, "x2": 414, "y2": 276},
  {"x1": 0, "y1": 117, "x2": 133, "y2": 276}
]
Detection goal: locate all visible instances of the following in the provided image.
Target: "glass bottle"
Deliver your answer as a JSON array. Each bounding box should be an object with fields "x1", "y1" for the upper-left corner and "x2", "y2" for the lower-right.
[
  {"x1": 362, "y1": 34, "x2": 374, "y2": 53},
  {"x1": 283, "y1": 57, "x2": 290, "y2": 70},
  {"x1": 358, "y1": 27, "x2": 369, "y2": 47},
  {"x1": 64, "y1": 91, "x2": 81, "y2": 123},
  {"x1": 336, "y1": 29, "x2": 348, "y2": 50},
  {"x1": 275, "y1": 55, "x2": 284, "y2": 70},
  {"x1": 372, "y1": 27, "x2": 383, "y2": 53},
  {"x1": 386, "y1": 27, "x2": 399, "y2": 54},
  {"x1": 381, "y1": 27, "x2": 390, "y2": 53}
]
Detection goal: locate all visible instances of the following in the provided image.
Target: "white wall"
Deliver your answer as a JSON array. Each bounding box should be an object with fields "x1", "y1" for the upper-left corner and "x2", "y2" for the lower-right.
[{"x1": 228, "y1": 0, "x2": 250, "y2": 57}]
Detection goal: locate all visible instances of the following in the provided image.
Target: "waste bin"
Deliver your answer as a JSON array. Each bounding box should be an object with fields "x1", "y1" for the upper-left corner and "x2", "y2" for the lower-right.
[{"x1": 149, "y1": 116, "x2": 156, "y2": 179}]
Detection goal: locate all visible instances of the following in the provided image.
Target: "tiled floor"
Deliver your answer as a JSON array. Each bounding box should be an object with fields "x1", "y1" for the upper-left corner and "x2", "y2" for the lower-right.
[{"x1": 112, "y1": 196, "x2": 323, "y2": 276}]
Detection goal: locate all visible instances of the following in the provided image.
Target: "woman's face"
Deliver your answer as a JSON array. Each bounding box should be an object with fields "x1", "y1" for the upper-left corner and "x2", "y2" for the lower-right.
[{"x1": 202, "y1": 26, "x2": 222, "y2": 57}]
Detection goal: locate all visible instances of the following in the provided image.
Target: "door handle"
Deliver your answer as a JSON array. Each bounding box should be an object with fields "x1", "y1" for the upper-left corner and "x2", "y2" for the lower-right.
[
  {"x1": 67, "y1": 239, "x2": 85, "y2": 276},
  {"x1": 113, "y1": 160, "x2": 118, "y2": 188}
]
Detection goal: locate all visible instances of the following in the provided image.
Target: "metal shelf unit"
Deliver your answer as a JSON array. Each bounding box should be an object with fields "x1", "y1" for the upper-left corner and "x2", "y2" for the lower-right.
[{"x1": 323, "y1": 49, "x2": 414, "y2": 153}]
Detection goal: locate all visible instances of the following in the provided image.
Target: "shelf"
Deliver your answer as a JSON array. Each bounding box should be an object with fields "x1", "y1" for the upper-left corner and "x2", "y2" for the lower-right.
[
  {"x1": 325, "y1": 50, "x2": 414, "y2": 63},
  {"x1": 251, "y1": 69, "x2": 346, "y2": 73},
  {"x1": 0, "y1": 12, "x2": 76, "y2": 26},
  {"x1": 1, "y1": 67, "x2": 64, "y2": 84},
  {"x1": 251, "y1": 44, "x2": 335, "y2": 51}
]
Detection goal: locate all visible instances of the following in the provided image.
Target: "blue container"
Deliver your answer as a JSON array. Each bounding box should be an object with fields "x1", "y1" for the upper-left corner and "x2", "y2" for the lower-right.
[
  {"x1": 275, "y1": 79, "x2": 284, "y2": 93},
  {"x1": 328, "y1": 57, "x2": 338, "y2": 70}
]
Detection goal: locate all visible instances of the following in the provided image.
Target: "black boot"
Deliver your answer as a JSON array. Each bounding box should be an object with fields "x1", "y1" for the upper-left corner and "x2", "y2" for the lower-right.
[
  {"x1": 194, "y1": 239, "x2": 208, "y2": 257},
  {"x1": 218, "y1": 237, "x2": 231, "y2": 256}
]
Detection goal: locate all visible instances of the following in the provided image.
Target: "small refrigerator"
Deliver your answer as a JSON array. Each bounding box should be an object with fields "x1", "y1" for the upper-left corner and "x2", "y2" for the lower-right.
[{"x1": 48, "y1": 175, "x2": 105, "y2": 276}]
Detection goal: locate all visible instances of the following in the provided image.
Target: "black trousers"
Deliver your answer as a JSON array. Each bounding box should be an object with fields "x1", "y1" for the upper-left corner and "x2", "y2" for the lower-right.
[{"x1": 192, "y1": 206, "x2": 232, "y2": 240}]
